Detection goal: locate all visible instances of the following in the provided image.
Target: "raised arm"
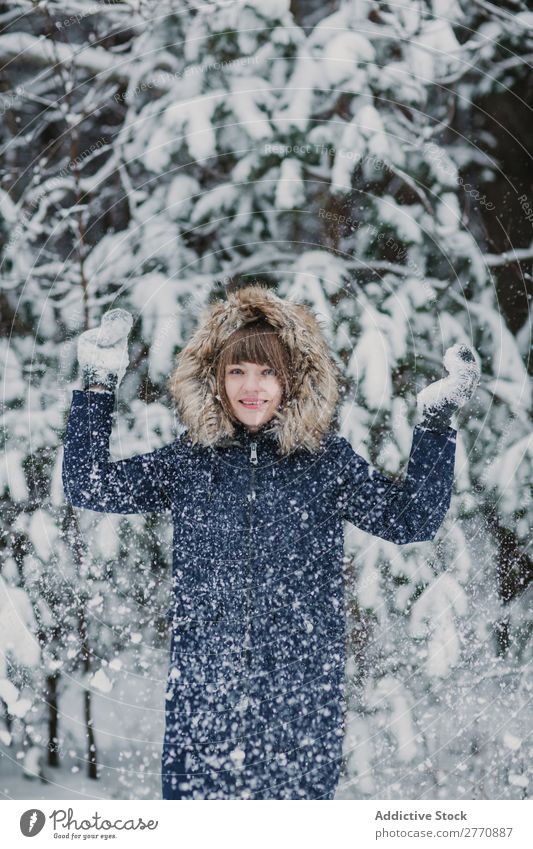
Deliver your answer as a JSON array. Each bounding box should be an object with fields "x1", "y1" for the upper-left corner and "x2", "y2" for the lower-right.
[
  {"x1": 333, "y1": 425, "x2": 457, "y2": 544},
  {"x1": 334, "y1": 342, "x2": 480, "y2": 544},
  {"x1": 62, "y1": 308, "x2": 183, "y2": 514},
  {"x1": 62, "y1": 389, "x2": 178, "y2": 514}
]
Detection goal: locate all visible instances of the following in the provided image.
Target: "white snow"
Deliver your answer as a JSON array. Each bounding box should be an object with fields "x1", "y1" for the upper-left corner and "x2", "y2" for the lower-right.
[
  {"x1": 0, "y1": 577, "x2": 40, "y2": 673},
  {"x1": 347, "y1": 320, "x2": 393, "y2": 411},
  {"x1": 375, "y1": 196, "x2": 423, "y2": 244},
  {"x1": 321, "y1": 32, "x2": 375, "y2": 85},
  {"x1": 245, "y1": 0, "x2": 290, "y2": 17},
  {"x1": 275, "y1": 158, "x2": 304, "y2": 209},
  {"x1": 483, "y1": 433, "x2": 532, "y2": 513},
  {"x1": 272, "y1": 48, "x2": 318, "y2": 133},
  {"x1": 88, "y1": 669, "x2": 113, "y2": 694},
  {"x1": 409, "y1": 573, "x2": 468, "y2": 677},
  {"x1": 128, "y1": 272, "x2": 183, "y2": 381},
  {"x1": 166, "y1": 174, "x2": 200, "y2": 220},
  {"x1": 229, "y1": 76, "x2": 274, "y2": 140},
  {"x1": 365, "y1": 676, "x2": 418, "y2": 762},
  {"x1": 0, "y1": 449, "x2": 28, "y2": 501},
  {"x1": 1, "y1": 341, "x2": 26, "y2": 403},
  {"x1": 502, "y1": 732, "x2": 521, "y2": 751},
  {"x1": 405, "y1": 18, "x2": 462, "y2": 83},
  {"x1": 509, "y1": 774, "x2": 529, "y2": 788},
  {"x1": 28, "y1": 509, "x2": 59, "y2": 561}
]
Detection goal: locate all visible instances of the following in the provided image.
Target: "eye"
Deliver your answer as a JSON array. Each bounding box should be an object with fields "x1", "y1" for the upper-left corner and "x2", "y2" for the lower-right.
[
  {"x1": 263, "y1": 368, "x2": 276, "y2": 376},
  {"x1": 228, "y1": 367, "x2": 243, "y2": 374}
]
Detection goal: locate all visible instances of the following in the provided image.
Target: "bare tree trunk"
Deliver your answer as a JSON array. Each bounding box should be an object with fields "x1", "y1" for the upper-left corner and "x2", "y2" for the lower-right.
[
  {"x1": 46, "y1": 672, "x2": 60, "y2": 768},
  {"x1": 484, "y1": 506, "x2": 533, "y2": 603},
  {"x1": 483, "y1": 505, "x2": 533, "y2": 657},
  {"x1": 66, "y1": 506, "x2": 99, "y2": 780},
  {"x1": 79, "y1": 596, "x2": 98, "y2": 780}
]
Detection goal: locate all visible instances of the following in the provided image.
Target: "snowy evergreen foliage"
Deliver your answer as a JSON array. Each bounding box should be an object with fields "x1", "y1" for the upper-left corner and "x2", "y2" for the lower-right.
[{"x1": 0, "y1": 0, "x2": 531, "y2": 798}]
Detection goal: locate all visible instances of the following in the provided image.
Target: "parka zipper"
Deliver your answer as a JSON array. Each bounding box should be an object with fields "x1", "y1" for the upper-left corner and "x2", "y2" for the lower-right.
[{"x1": 244, "y1": 440, "x2": 258, "y2": 669}]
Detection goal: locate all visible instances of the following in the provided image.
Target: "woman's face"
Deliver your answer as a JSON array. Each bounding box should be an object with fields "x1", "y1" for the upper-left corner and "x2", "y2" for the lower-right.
[{"x1": 224, "y1": 361, "x2": 283, "y2": 431}]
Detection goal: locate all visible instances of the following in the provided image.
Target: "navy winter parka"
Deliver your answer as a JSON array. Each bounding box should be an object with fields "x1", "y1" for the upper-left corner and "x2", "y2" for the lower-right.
[{"x1": 61, "y1": 286, "x2": 457, "y2": 800}]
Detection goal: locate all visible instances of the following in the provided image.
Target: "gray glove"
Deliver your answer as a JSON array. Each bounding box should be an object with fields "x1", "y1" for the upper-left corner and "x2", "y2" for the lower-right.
[
  {"x1": 77, "y1": 309, "x2": 133, "y2": 392},
  {"x1": 416, "y1": 343, "x2": 480, "y2": 431}
]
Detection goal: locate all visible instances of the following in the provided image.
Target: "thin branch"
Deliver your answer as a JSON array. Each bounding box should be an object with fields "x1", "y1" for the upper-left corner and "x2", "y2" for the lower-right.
[{"x1": 484, "y1": 246, "x2": 533, "y2": 266}]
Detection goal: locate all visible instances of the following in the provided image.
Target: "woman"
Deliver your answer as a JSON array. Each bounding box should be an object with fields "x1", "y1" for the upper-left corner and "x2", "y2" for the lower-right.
[{"x1": 62, "y1": 284, "x2": 480, "y2": 800}]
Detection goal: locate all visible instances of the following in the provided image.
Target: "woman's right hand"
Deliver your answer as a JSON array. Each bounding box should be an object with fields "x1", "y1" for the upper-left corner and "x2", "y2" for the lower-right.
[{"x1": 77, "y1": 309, "x2": 134, "y2": 392}]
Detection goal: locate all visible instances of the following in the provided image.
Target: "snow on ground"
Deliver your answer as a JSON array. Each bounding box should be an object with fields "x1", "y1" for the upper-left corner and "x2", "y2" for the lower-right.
[{"x1": 0, "y1": 648, "x2": 166, "y2": 800}]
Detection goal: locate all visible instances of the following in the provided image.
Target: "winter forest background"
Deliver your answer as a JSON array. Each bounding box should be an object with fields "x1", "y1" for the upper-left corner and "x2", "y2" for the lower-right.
[{"x1": 0, "y1": 0, "x2": 531, "y2": 801}]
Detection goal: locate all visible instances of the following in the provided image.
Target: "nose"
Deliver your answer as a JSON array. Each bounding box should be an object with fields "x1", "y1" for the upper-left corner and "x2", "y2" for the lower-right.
[
  {"x1": 241, "y1": 371, "x2": 262, "y2": 392},
  {"x1": 242, "y1": 379, "x2": 260, "y2": 392}
]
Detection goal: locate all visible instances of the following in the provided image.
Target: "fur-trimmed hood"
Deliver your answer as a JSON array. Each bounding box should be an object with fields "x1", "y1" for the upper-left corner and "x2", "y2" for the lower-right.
[{"x1": 167, "y1": 285, "x2": 341, "y2": 455}]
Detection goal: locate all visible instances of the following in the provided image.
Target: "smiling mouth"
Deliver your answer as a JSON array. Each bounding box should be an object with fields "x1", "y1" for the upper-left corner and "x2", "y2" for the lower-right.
[{"x1": 239, "y1": 400, "x2": 268, "y2": 408}]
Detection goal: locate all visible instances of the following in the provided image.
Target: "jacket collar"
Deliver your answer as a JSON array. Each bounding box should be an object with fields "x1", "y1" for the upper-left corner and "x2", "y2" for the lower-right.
[
  {"x1": 214, "y1": 417, "x2": 280, "y2": 450},
  {"x1": 232, "y1": 418, "x2": 278, "y2": 443}
]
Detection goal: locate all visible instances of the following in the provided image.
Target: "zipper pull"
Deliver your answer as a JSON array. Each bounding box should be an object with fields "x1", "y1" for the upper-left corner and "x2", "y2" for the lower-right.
[{"x1": 250, "y1": 441, "x2": 258, "y2": 465}]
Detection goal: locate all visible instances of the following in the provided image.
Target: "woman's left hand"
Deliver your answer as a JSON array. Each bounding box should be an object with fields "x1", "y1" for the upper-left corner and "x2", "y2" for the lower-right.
[{"x1": 416, "y1": 343, "x2": 481, "y2": 430}]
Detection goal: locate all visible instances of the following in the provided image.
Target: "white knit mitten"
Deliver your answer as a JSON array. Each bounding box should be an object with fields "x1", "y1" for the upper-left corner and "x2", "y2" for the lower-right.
[
  {"x1": 416, "y1": 343, "x2": 480, "y2": 431},
  {"x1": 77, "y1": 309, "x2": 133, "y2": 392}
]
